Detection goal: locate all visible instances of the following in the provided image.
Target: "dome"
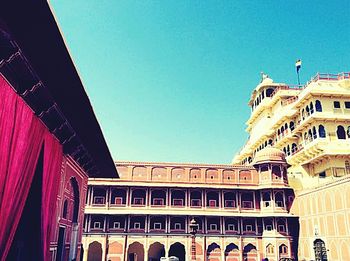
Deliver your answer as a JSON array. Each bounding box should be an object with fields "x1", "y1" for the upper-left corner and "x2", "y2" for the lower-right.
[{"x1": 252, "y1": 146, "x2": 287, "y2": 166}]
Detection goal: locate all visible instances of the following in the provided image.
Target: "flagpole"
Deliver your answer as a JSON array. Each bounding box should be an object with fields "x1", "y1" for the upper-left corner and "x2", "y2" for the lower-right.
[{"x1": 295, "y1": 59, "x2": 302, "y2": 86}]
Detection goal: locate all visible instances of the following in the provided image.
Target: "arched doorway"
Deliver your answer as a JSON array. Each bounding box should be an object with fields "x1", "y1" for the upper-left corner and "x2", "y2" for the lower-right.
[
  {"x1": 243, "y1": 243, "x2": 257, "y2": 261},
  {"x1": 314, "y1": 239, "x2": 327, "y2": 261},
  {"x1": 169, "y1": 242, "x2": 186, "y2": 261},
  {"x1": 87, "y1": 241, "x2": 102, "y2": 261},
  {"x1": 148, "y1": 242, "x2": 165, "y2": 261},
  {"x1": 225, "y1": 243, "x2": 239, "y2": 261},
  {"x1": 69, "y1": 178, "x2": 80, "y2": 261},
  {"x1": 128, "y1": 242, "x2": 144, "y2": 261},
  {"x1": 207, "y1": 243, "x2": 221, "y2": 261}
]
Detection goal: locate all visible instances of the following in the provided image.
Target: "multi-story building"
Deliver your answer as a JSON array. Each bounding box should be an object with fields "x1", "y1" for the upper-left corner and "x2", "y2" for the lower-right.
[
  {"x1": 233, "y1": 72, "x2": 350, "y2": 260},
  {"x1": 82, "y1": 152, "x2": 298, "y2": 261}
]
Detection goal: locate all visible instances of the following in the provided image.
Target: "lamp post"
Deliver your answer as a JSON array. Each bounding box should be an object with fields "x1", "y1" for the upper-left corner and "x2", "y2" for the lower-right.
[{"x1": 189, "y1": 218, "x2": 199, "y2": 261}]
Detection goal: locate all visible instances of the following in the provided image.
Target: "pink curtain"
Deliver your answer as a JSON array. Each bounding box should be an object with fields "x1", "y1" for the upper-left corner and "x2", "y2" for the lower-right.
[
  {"x1": 0, "y1": 75, "x2": 45, "y2": 260},
  {"x1": 41, "y1": 131, "x2": 63, "y2": 261}
]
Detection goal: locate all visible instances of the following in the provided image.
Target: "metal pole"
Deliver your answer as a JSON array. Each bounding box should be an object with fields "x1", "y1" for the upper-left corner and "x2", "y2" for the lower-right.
[
  {"x1": 191, "y1": 234, "x2": 196, "y2": 261},
  {"x1": 297, "y1": 70, "x2": 300, "y2": 86}
]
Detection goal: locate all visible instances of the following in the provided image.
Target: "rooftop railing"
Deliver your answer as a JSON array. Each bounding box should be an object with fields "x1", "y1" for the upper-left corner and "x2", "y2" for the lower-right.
[{"x1": 270, "y1": 84, "x2": 304, "y2": 99}]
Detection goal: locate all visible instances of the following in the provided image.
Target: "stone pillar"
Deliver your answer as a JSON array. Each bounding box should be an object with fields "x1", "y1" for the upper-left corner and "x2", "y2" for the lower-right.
[{"x1": 82, "y1": 240, "x2": 88, "y2": 261}]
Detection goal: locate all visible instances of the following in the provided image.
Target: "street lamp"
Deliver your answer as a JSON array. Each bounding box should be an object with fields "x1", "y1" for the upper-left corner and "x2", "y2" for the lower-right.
[{"x1": 189, "y1": 218, "x2": 199, "y2": 261}]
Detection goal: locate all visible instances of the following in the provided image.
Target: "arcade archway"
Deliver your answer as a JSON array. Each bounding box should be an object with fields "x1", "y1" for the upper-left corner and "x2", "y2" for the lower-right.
[
  {"x1": 225, "y1": 243, "x2": 239, "y2": 261},
  {"x1": 87, "y1": 241, "x2": 102, "y2": 261},
  {"x1": 243, "y1": 243, "x2": 257, "y2": 261},
  {"x1": 169, "y1": 242, "x2": 186, "y2": 261},
  {"x1": 207, "y1": 243, "x2": 221, "y2": 261},
  {"x1": 148, "y1": 242, "x2": 165, "y2": 261},
  {"x1": 313, "y1": 239, "x2": 327, "y2": 261},
  {"x1": 127, "y1": 242, "x2": 144, "y2": 261}
]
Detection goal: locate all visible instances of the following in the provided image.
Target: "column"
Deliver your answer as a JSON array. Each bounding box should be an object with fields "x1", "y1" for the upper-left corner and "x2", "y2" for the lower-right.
[
  {"x1": 127, "y1": 215, "x2": 131, "y2": 232},
  {"x1": 145, "y1": 215, "x2": 149, "y2": 233},
  {"x1": 239, "y1": 236, "x2": 243, "y2": 261},
  {"x1": 87, "y1": 215, "x2": 91, "y2": 233},
  {"x1": 102, "y1": 237, "x2": 106, "y2": 261},
  {"x1": 126, "y1": 187, "x2": 130, "y2": 206},
  {"x1": 106, "y1": 186, "x2": 110, "y2": 208},
  {"x1": 167, "y1": 188, "x2": 170, "y2": 209},
  {"x1": 83, "y1": 240, "x2": 88, "y2": 261},
  {"x1": 221, "y1": 236, "x2": 225, "y2": 261},
  {"x1": 144, "y1": 241, "x2": 148, "y2": 261},
  {"x1": 86, "y1": 186, "x2": 91, "y2": 206},
  {"x1": 165, "y1": 215, "x2": 169, "y2": 233},
  {"x1": 220, "y1": 216, "x2": 223, "y2": 234},
  {"x1": 238, "y1": 191, "x2": 241, "y2": 212},
  {"x1": 220, "y1": 190, "x2": 224, "y2": 209},
  {"x1": 91, "y1": 186, "x2": 94, "y2": 205},
  {"x1": 203, "y1": 189, "x2": 206, "y2": 209},
  {"x1": 104, "y1": 215, "x2": 107, "y2": 232}
]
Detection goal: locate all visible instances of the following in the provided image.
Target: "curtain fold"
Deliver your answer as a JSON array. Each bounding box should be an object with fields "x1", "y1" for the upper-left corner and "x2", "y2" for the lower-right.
[
  {"x1": 41, "y1": 131, "x2": 63, "y2": 261},
  {"x1": 0, "y1": 75, "x2": 45, "y2": 260}
]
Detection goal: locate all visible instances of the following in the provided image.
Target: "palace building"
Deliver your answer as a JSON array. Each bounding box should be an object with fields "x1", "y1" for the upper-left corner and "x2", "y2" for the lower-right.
[
  {"x1": 233, "y1": 72, "x2": 350, "y2": 260},
  {"x1": 82, "y1": 153, "x2": 298, "y2": 261}
]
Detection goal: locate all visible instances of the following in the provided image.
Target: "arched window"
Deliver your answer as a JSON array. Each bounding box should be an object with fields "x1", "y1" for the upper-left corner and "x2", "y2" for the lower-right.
[
  {"x1": 266, "y1": 88, "x2": 274, "y2": 97},
  {"x1": 337, "y1": 125, "x2": 346, "y2": 139},
  {"x1": 345, "y1": 160, "x2": 350, "y2": 174},
  {"x1": 291, "y1": 143, "x2": 297, "y2": 154},
  {"x1": 304, "y1": 132, "x2": 308, "y2": 142},
  {"x1": 266, "y1": 244, "x2": 274, "y2": 254},
  {"x1": 310, "y1": 102, "x2": 314, "y2": 114},
  {"x1": 268, "y1": 139, "x2": 273, "y2": 145},
  {"x1": 347, "y1": 126, "x2": 350, "y2": 138},
  {"x1": 319, "y1": 125, "x2": 326, "y2": 138},
  {"x1": 277, "y1": 129, "x2": 281, "y2": 136},
  {"x1": 306, "y1": 105, "x2": 310, "y2": 116},
  {"x1": 281, "y1": 126, "x2": 285, "y2": 135},
  {"x1": 262, "y1": 91, "x2": 265, "y2": 99},
  {"x1": 286, "y1": 145, "x2": 290, "y2": 156},
  {"x1": 279, "y1": 244, "x2": 288, "y2": 255},
  {"x1": 308, "y1": 129, "x2": 313, "y2": 141},
  {"x1": 62, "y1": 200, "x2": 68, "y2": 219},
  {"x1": 302, "y1": 109, "x2": 305, "y2": 120},
  {"x1": 283, "y1": 147, "x2": 286, "y2": 154},
  {"x1": 315, "y1": 100, "x2": 322, "y2": 112},
  {"x1": 312, "y1": 126, "x2": 317, "y2": 139},
  {"x1": 289, "y1": 121, "x2": 295, "y2": 131}
]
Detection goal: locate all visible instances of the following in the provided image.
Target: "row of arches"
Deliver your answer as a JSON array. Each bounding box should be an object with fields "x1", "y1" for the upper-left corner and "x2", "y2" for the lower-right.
[
  {"x1": 251, "y1": 87, "x2": 275, "y2": 111},
  {"x1": 87, "y1": 241, "x2": 290, "y2": 261},
  {"x1": 119, "y1": 166, "x2": 245, "y2": 182},
  {"x1": 301, "y1": 100, "x2": 322, "y2": 121}
]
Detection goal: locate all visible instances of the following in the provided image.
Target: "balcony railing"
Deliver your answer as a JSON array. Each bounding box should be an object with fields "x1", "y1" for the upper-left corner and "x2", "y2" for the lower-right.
[{"x1": 270, "y1": 84, "x2": 304, "y2": 99}]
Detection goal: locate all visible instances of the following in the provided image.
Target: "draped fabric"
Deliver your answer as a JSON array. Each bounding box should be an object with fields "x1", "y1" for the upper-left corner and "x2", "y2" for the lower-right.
[
  {"x1": 0, "y1": 75, "x2": 45, "y2": 260},
  {"x1": 0, "y1": 75, "x2": 64, "y2": 261},
  {"x1": 42, "y1": 131, "x2": 63, "y2": 261}
]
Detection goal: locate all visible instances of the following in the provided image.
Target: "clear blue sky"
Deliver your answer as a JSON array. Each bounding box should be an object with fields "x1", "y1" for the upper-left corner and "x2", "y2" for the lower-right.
[{"x1": 50, "y1": 1, "x2": 350, "y2": 164}]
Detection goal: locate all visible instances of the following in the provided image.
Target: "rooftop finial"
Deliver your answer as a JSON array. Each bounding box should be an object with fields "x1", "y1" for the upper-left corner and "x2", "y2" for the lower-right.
[{"x1": 260, "y1": 72, "x2": 269, "y2": 83}]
